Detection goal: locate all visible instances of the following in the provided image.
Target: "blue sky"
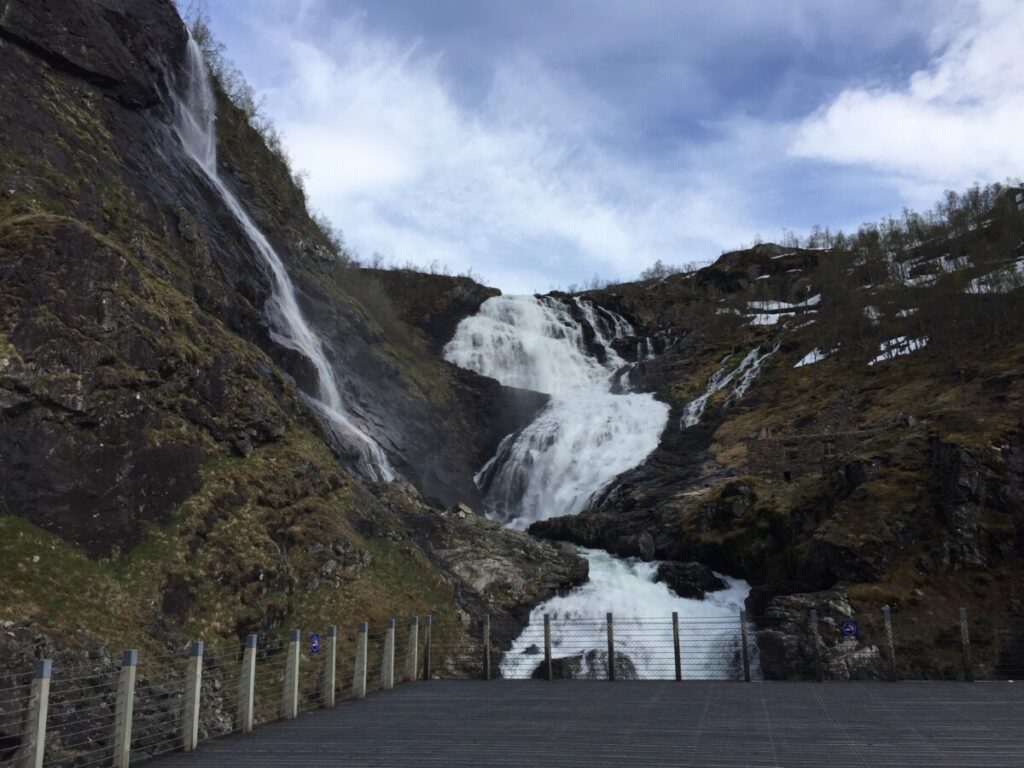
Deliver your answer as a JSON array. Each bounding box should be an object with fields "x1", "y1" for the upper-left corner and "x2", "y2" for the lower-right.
[{"x1": 201, "y1": 0, "x2": 1024, "y2": 293}]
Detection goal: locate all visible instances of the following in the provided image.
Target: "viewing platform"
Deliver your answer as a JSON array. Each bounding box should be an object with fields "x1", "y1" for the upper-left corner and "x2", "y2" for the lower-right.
[{"x1": 149, "y1": 679, "x2": 1024, "y2": 767}]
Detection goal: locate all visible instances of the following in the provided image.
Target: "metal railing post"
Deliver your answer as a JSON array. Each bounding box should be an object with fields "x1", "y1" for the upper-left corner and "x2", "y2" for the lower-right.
[
  {"x1": 739, "y1": 610, "x2": 751, "y2": 682},
  {"x1": 423, "y1": 615, "x2": 432, "y2": 681},
  {"x1": 405, "y1": 616, "x2": 419, "y2": 682},
  {"x1": 809, "y1": 609, "x2": 824, "y2": 682},
  {"x1": 672, "y1": 612, "x2": 682, "y2": 681},
  {"x1": 606, "y1": 612, "x2": 616, "y2": 681},
  {"x1": 882, "y1": 606, "x2": 897, "y2": 681},
  {"x1": 281, "y1": 629, "x2": 300, "y2": 720},
  {"x1": 353, "y1": 623, "x2": 368, "y2": 699},
  {"x1": 325, "y1": 625, "x2": 338, "y2": 707},
  {"x1": 112, "y1": 649, "x2": 138, "y2": 768},
  {"x1": 959, "y1": 607, "x2": 974, "y2": 682},
  {"x1": 181, "y1": 641, "x2": 203, "y2": 752},
  {"x1": 237, "y1": 635, "x2": 257, "y2": 733},
  {"x1": 16, "y1": 659, "x2": 51, "y2": 768},
  {"x1": 381, "y1": 619, "x2": 396, "y2": 690},
  {"x1": 543, "y1": 614, "x2": 553, "y2": 681},
  {"x1": 483, "y1": 614, "x2": 492, "y2": 681}
]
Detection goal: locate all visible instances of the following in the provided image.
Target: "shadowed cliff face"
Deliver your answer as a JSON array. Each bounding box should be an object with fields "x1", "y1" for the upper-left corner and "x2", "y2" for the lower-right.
[
  {"x1": 0, "y1": 0, "x2": 583, "y2": 677},
  {"x1": 0, "y1": 0, "x2": 543, "y2": 552}
]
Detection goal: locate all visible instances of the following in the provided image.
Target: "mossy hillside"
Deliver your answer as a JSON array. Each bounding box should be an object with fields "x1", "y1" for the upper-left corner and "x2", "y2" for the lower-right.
[{"x1": 0, "y1": 427, "x2": 459, "y2": 658}]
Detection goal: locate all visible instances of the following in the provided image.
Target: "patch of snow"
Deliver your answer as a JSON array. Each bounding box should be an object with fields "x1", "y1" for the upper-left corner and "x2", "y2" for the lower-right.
[
  {"x1": 794, "y1": 347, "x2": 836, "y2": 368},
  {"x1": 863, "y1": 305, "x2": 881, "y2": 323},
  {"x1": 868, "y1": 336, "x2": 929, "y2": 366},
  {"x1": 896, "y1": 308, "x2": 918, "y2": 318},
  {"x1": 748, "y1": 295, "x2": 820, "y2": 311},
  {"x1": 750, "y1": 312, "x2": 792, "y2": 326},
  {"x1": 965, "y1": 259, "x2": 1024, "y2": 295}
]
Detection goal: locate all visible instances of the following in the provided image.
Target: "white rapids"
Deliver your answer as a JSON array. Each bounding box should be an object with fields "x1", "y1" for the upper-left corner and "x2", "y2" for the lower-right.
[
  {"x1": 172, "y1": 37, "x2": 393, "y2": 481},
  {"x1": 445, "y1": 295, "x2": 753, "y2": 679}
]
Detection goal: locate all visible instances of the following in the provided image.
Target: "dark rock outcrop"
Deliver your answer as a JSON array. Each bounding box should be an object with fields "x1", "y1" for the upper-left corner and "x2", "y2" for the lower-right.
[{"x1": 655, "y1": 561, "x2": 726, "y2": 599}]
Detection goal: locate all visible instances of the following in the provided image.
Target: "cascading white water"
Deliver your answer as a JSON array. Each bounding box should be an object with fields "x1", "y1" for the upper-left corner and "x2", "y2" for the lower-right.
[
  {"x1": 173, "y1": 38, "x2": 393, "y2": 481},
  {"x1": 445, "y1": 295, "x2": 753, "y2": 679},
  {"x1": 500, "y1": 549, "x2": 751, "y2": 679},
  {"x1": 444, "y1": 295, "x2": 669, "y2": 527}
]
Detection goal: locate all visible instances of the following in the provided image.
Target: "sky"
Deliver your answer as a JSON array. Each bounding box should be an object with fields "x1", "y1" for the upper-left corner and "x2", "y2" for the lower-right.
[{"x1": 201, "y1": 0, "x2": 1024, "y2": 294}]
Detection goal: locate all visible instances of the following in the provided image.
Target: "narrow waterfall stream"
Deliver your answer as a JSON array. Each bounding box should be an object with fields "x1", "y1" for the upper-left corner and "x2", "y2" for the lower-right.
[
  {"x1": 172, "y1": 38, "x2": 393, "y2": 481},
  {"x1": 445, "y1": 295, "x2": 750, "y2": 678}
]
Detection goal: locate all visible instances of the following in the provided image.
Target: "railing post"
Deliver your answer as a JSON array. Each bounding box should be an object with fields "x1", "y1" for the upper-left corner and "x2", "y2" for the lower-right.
[
  {"x1": 423, "y1": 615, "x2": 432, "y2": 681},
  {"x1": 112, "y1": 649, "x2": 138, "y2": 768},
  {"x1": 672, "y1": 612, "x2": 681, "y2": 682},
  {"x1": 281, "y1": 629, "x2": 300, "y2": 720},
  {"x1": 959, "y1": 607, "x2": 974, "y2": 682},
  {"x1": 882, "y1": 606, "x2": 897, "y2": 681},
  {"x1": 237, "y1": 635, "x2": 257, "y2": 733},
  {"x1": 606, "y1": 612, "x2": 616, "y2": 681},
  {"x1": 543, "y1": 614, "x2": 553, "y2": 681},
  {"x1": 483, "y1": 614, "x2": 492, "y2": 681},
  {"x1": 381, "y1": 619, "x2": 396, "y2": 690},
  {"x1": 325, "y1": 625, "x2": 338, "y2": 708},
  {"x1": 405, "y1": 616, "x2": 419, "y2": 682},
  {"x1": 353, "y1": 622, "x2": 368, "y2": 699},
  {"x1": 16, "y1": 659, "x2": 51, "y2": 768},
  {"x1": 181, "y1": 641, "x2": 203, "y2": 752},
  {"x1": 809, "y1": 609, "x2": 824, "y2": 682},
  {"x1": 739, "y1": 610, "x2": 751, "y2": 682}
]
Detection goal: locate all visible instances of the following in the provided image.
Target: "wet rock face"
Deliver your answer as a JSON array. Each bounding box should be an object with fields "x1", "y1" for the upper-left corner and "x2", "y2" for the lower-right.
[
  {"x1": 751, "y1": 589, "x2": 887, "y2": 681},
  {"x1": 0, "y1": 0, "x2": 186, "y2": 108},
  {"x1": 529, "y1": 649, "x2": 637, "y2": 680},
  {"x1": 655, "y1": 561, "x2": 726, "y2": 599},
  {"x1": 0, "y1": 223, "x2": 209, "y2": 555}
]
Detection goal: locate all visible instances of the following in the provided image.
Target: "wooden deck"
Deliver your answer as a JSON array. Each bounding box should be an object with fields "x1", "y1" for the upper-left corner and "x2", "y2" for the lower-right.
[{"x1": 147, "y1": 680, "x2": 1024, "y2": 767}]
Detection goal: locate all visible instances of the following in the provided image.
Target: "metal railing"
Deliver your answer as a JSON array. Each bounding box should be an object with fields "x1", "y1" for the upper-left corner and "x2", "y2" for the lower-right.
[
  {"x1": 429, "y1": 606, "x2": 1024, "y2": 683},
  {"x1": 0, "y1": 617, "x2": 433, "y2": 767},
  {"x1": 1, "y1": 606, "x2": 1020, "y2": 765}
]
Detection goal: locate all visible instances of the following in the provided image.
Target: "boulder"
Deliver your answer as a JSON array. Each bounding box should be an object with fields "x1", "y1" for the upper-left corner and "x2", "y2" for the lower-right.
[{"x1": 655, "y1": 561, "x2": 727, "y2": 599}]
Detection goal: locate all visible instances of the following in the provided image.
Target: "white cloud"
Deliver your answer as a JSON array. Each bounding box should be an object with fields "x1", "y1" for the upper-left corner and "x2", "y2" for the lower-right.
[
  {"x1": 253, "y1": 16, "x2": 761, "y2": 292},
  {"x1": 791, "y1": 0, "x2": 1024, "y2": 203}
]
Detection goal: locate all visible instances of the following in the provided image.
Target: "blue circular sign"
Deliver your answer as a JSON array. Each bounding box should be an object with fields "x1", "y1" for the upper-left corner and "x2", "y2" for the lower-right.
[
  {"x1": 840, "y1": 620, "x2": 858, "y2": 638},
  {"x1": 310, "y1": 633, "x2": 321, "y2": 654}
]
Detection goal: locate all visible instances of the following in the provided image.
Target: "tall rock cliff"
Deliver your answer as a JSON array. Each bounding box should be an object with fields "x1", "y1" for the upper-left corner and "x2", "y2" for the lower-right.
[{"x1": 0, "y1": 0, "x2": 580, "y2": 670}]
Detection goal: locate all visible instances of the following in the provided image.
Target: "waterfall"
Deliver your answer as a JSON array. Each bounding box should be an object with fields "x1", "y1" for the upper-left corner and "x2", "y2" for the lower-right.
[
  {"x1": 446, "y1": 295, "x2": 753, "y2": 679},
  {"x1": 444, "y1": 295, "x2": 669, "y2": 527},
  {"x1": 172, "y1": 37, "x2": 393, "y2": 481},
  {"x1": 681, "y1": 343, "x2": 779, "y2": 428}
]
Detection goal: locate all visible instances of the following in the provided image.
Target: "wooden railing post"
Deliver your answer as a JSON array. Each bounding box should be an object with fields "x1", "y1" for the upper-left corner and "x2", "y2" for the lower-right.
[
  {"x1": 809, "y1": 609, "x2": 824, "y2": 682},
  {"x1": 281, "y1": 629, "x2": 300, "y2": 720},
  {"x1": 181, "y1": 641, "x2": 203, "y2": 752},
  {"x1": 237, "y1": 635, "x2": 257, "y2": 733},
  {"x1": 959, "y1": 607, "x2": 974, "y2": 682},
  {"x1": 112, "y1": 649, "x2": 138, "y2": 768},
  {"x1": 483, "y1": 614, "x2": 492, "y2": 681},
  {"x1": 381, "y1": 619, "x2": 396, "y2": 690},
  {"x1": 672, "y1": 612, "x2": 682, "y2": 681},
  {"x1": 404, "y1": 616, "x2": 419, "y2": 682},
  {"x1": 739, "y1": 610, "x2": 751, "y2": 682},
  {"x1": 543, "y1": 614, "x2": 553, "y2": 681},
  {"x1": 882, "y1": 606, "x2": 897, "y2": 681},
  {"x1": 353, "y1": 622, "x2": 368, "y2": 699},
  {"x1": 606, "y1": 612, "x2": 616, "y2": 681},
  {"x1": 325, "y1": 625, "x2": 338, "y2": 708},
  {"x1": 423, "y1": 615, "x2": 432, "y2": 681},
  {"x1": 16, "y1": 659, "x2": 51, "y2": 768}
]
